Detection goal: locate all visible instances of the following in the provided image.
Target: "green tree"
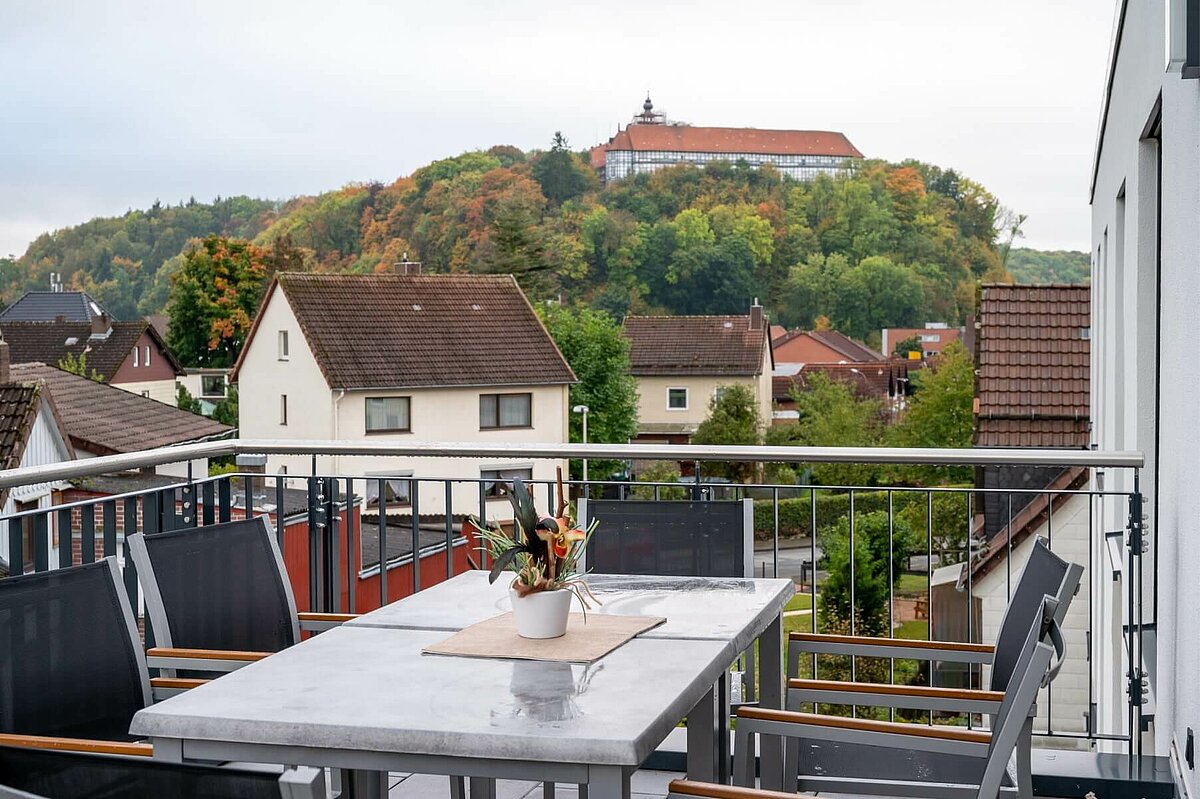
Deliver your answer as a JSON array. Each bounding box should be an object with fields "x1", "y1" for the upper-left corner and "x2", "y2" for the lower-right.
[
  {"x1": 57, "y1": 352, "x2": 104, "y2": 381},
  {"x1": 819, "y1": 511, "x2": 916, "y2": 637},
  {"x1": 790, "y1": 373, "x2": 883, "y2": 486},
  {"x1": 886, "y1": 340, "x2": 975, "y2": 483},
  {"x1": 531, "y1": 133, "x2": 595, "y2": 205},
  {"x1": 166, "y1": 236, "x2": 270, "y2": 367},
  {"x1": 211, "y1": 385, "x2": 239, "y2": 428},
  {"x1": 691, "y1": 384, "x2": 762, "y2": 482},
  {"x1": 537, "y1": 304, "x2": 639, "y2": 480},
  {"x1": 891, "y1": 334, "x2": 923, "y2": 358},
  {"x1": 176, "y1": 384, "x2": 204, "y2": 414}
]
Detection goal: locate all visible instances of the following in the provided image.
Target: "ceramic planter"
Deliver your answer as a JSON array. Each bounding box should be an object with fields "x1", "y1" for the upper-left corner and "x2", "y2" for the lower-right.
[{"x1": 509, "y1": 587, "x2": 572, "y2": 639}]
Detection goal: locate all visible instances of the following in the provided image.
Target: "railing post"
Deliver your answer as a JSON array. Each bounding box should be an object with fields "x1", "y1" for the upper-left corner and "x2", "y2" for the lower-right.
[
  {"x1": 8, "y1": 517, "x2": 23, "y2": 576},
  {"x1": 410, "y1": 479, "x2": 421, "y2": 594},
  {"x1": 307, "y1": 475, "x2": 322, "y2": 613},
  {"x1": 1126, "y1": 475, "x2": 1147, "y2": 761}
]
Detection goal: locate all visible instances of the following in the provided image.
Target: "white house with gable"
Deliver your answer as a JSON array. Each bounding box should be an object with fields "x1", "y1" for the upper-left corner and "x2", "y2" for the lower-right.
[{"x1": 231, "y1": 273, "x2": 575, "y2": 517}]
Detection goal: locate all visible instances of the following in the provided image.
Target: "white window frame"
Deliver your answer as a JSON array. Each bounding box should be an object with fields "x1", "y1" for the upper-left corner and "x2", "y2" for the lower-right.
[
  {"x1": 132, "y1": 347, "x2": 139, "y2": 367},
  {"x1": 280, "y1": 394, "x2": 288, "y2": 426},
  {"x1": 666, "y1": 386, "x2": 689, "y2": 411},
  {"x1": 144, "y1": 345, "x2": 151, "y2": 366},
  {"x1": 480, "y1": 464, "x2": 535, "y2": 500},
  {"x1": 713, "y1": 386, "x2": 731, "y2": 404},
  {"x1": 278, "y1": 330, "x2": 290, "y2": 361}
]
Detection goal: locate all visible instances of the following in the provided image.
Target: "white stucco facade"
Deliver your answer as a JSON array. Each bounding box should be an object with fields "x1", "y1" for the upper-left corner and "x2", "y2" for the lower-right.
[
  {"x1": 0, "y1": 396, "x2": 74, "y2": 571},
  {"x1": 634, "y1": 349, "x2": 774, "y2": 438},
  {"x1": 235, "y1": 284, "x2": 570, "y2": 516},
  {"x1": 973, "y1": 496, "x2": 1093, "y2": 748},
  {"x1": 109, "y1": 377, "x2": 177, "y2": 406},
  {"x1": 1090, "y1": 0, "x2": 1199, "y2": 785}
]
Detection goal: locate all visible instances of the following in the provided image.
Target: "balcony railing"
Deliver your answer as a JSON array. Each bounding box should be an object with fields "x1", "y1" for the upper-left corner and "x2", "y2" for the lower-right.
[{"x1": 0, "y1": 439, "x2": 1149, "y2": 761}]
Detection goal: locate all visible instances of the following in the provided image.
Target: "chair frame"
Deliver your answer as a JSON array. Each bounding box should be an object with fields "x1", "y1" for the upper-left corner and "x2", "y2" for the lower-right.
[{"x1": 128, "y1": 515, "x2": 356, "y2": 677}]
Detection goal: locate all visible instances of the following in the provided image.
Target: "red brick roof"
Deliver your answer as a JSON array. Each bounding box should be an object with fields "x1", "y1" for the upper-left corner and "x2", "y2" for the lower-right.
[
  {"x1": 603, "y1": 125, "x2": 863, "y2": 159},
  {"x1": 232, "y1": 274, "x2": 575, "y2": 390},
  {"x1": 774, "y1": 360, "x2": 907, "y2": 403},
  {"x1": 10, "y1": 362, "x2": 232, "y2": 455},
  {"x1": 974, "y1": 284, "x2": 1090, "y2": 448},
  {"x1": 624, "y1": 315, "x2": 770, "y2": 376}
]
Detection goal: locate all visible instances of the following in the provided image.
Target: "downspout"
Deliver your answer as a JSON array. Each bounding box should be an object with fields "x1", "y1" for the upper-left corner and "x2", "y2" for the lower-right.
[{"x1": 332, "y1": 389, "x2": 346, "y2": 475}]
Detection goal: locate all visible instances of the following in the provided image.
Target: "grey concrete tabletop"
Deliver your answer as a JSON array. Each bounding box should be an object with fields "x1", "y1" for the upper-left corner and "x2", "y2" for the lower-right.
[
  {"x1": 130, "y1": 625, "x2": 732, "y2": 767},
  {"x1": 346, "y1": 572, "x2": 794, "y2": 653}
]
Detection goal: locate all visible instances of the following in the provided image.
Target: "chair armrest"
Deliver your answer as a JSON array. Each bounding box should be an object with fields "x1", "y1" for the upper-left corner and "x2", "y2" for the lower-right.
[
  {"x1": 787, "y1": 679, "x2": 1003, "y2": 714},
  {"x1": 0, "y1": 733, "x2": 153, "y2": 758},
  {"x1": 737, "y1": 706, "x2": 992, "y2": 744},
  {"x1": 297, "y1": 612, "x2": 359, "y2": 632},
  {"x1": 149, "y1": 677, "x2": 209, "y2": 701},
  {"x1": 668, "y1": 779, "x2": 800, "y2": 799},
  {"x1": 789, "y1": 632, "x2": 994, "y2": 665},
  {"x1": 146, "y1": 647, "x2": 271, "y2": 673}
]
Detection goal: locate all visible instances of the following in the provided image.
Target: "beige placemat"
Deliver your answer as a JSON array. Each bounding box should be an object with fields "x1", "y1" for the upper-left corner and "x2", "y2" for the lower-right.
[{"x1": 423, "y1": 612, "x2": 666, "y2": 663}]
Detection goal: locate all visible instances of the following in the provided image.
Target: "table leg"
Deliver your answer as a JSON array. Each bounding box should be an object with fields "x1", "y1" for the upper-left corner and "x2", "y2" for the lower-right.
[
  {"x1": 346, "y1": 770, "x2": 387, "y2": 799},
  {"x1": 757, "y1": 614, "x2": 784, "y2": 791},
  {"x1": 686, "y1": 684, "x2": 717, "y2": 783},
  {"x1": 469, "y1": 776, "x2": 497, "y2": 799},
  {"x1": 716, "y1": 670, "x2": 731, "y2": 783},
  {"x1": 587, "y1": 765, "x2": 630, "y2": 799}
]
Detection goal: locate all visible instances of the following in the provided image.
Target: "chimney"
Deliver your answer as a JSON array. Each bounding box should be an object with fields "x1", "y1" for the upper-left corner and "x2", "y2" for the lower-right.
[
  {"x1": 0, "y1": 340, "x2": 9, "y2": 385},
  {"x1": 90, "y1": 313, "x2": 111, "y2": 337},
  {"x1": 236, "y1": 453, "x2": 268, "y2": 503},
  {"x1": 749, "y1": 299, "x2": 764, "y2": 331},
  {"x1": 395, "y1": 254, "x2": 423, "y2": 276}
]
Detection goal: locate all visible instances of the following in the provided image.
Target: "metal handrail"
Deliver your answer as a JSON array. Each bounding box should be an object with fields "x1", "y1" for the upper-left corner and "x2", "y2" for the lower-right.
[{"x1": 0, "y1": 438, "x2": 1144, "y2": 489}]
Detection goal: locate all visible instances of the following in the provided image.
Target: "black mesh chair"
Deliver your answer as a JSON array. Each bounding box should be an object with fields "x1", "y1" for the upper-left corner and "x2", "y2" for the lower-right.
[
  {"x1": 0, "y1": 559, "x2": 323, "y2": 798},
  {"x1": 128, "y1": 516, "x2": 357, "y2": 678},
  {"x1": 782, "y1": 537, "x2": 1083, "y2": 799}
]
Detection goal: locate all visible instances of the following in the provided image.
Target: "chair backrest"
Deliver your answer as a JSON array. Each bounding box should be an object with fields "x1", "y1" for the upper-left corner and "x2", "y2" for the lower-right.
[
  {"x1": 580, "y1": 499, "x2": 753, "y2": 577},
  {"x1": 128, "y1": 516, "x2": 299, "y2": 653},
  {"x1": 0, "y1": 559, "x2": 150, "y2": 741},
  {"x1": 978, "y1": 595, "x2": 1063, "y2": 799},
  {"x1": 988, "y1": 537, "x2": 1081, "y2": 691},
  {"x1": 0, "y1": 745, "x2": 283, "y2": 799}
]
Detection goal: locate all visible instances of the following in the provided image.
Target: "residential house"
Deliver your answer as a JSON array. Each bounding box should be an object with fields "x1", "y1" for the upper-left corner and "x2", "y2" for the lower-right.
[
  {"x1": 772, "y1": 360, "x2": 909, "y2": 421},
  {"x1": 177, "y1": 367, "x2": 232, "y2": 417},
  {"x1": 967, "y1": 283, "x2": 1092, "y2": 746},
  {"x1": 0, "y1": 290, "x2": 109, "y2": 323},
  {"x1": 0, "y1": 344, "x2": 76, "y2": 575},
  {"x1": 771, "y1": 329, "x2": 883, "y2": 366},
  {"x1": 623, "y1": 304, "x2": 773, "y2": 444},
  {"x1": 1090, "y1": 0, "x2": 1200, "y2": 777},
  {"x1": 881, "y1": 323, "x2": 964, "y2": 360},
  {"x1": 231, "y1": 273, "x2": 576, "y2": 515},
  {"x1": 0, "y1": 315, "x2": 183, "y2": 405}
]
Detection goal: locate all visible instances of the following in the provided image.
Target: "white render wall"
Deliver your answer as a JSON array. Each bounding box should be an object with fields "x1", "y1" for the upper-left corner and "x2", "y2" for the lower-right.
[
  {"x1": 0, "y1": 398, "x2": 74, "y2": 569},
  {"x1": 236, "y1": 284, "x2": 570, "y2": 516},
  {"x1": 1090, "y1": 0, "x2": 1200, "y2": 782},
  {"x1": 973, "y1": 495, "x2": 1093, "y2": 747},
  {"x1": 110, "y1": 377, "x2": 177, "y2": 406},
  {"x1": 634, "y1": 349, "x2": 774, "y2": 433}
]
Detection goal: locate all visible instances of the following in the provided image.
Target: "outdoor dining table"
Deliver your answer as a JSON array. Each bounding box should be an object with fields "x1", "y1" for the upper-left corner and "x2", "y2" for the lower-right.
[{"x1": 129, "y1": 572, "x2": 794, "y2": 799}]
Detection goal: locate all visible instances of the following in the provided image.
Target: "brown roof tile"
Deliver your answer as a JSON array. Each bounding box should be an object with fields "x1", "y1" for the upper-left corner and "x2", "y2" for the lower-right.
[
  {"x1": 0, "y1": 320, "x2": 182, "y2": 380},
  {"x1": 233, "y1": 274, "x2": 575, "y2": 390},
  {"x1": 10, "y1": 362, "x2": 232, "y2": 455},
  {"x1": 604, "y1": 126, "x2": 863, "y2": 159},
  {"x1": 773, "y1": 360, "x2": 907, "y2": 403},
  {"x1": 974, "y1": 284, "x2": 1090, "y2": 449},
  {"x1": 624, "y1": 315, "x2": 770, "y2": 376}
]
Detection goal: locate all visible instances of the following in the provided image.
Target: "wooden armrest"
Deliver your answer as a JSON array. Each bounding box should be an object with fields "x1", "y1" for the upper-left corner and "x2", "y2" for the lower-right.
[
  {"x1": 149, "y1": 677, "x2": 208, "y2": 691},
  {"x1": 297, "y1": 612, "x2": 358, "y2": 623},
  {"x1": 0, "y1": 733, "x2": 153, "y2": 758},
  {"x1": 669, "y1": 779, "x2": 800, "y2": 799},
  {"x1": 146, "y1": 647, "x2": 269, "y2": 662},
  {"x1": 790, "y1": 632, "x2": 994, "y2": 654},
  {"x1": 736, "y1": 707, "x2": 992, "y2": 744},
  {"x1": 788, "y1": 679, "x2": 1004, "y2": 703}
]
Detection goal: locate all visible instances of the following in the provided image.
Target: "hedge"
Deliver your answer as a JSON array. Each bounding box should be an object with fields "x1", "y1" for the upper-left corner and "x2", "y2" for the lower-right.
[{"x1": 753, "y1": 490, "x2": 968, "y2": 541}]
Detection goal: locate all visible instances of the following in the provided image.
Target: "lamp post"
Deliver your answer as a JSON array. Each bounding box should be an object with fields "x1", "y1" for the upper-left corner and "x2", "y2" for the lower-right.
[{"x1": 572, "y1": 404, "x2": 590, "y2": 485}]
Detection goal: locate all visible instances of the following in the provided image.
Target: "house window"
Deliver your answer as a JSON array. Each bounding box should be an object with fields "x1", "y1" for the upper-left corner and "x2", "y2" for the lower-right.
[
  {"x1": 201, "y1": 375, "x2": 226, "y2": 398},
  {"x1": 481, "y1": 466, "x2": 534, "y2": 498},
  {"x1": 140, "y1": 390, "x2": 150, "y2": 398},
  {"x1": 278, "y1": 330, "x2": 289, "y2": 361},
  {"x1": 133, "y1": 347, "x2": 139, "y2": 367},
  {"x1": 366, "y1": 397, "x2": 411, "y2": 433},
  {"x1": 280, "y1": 395, "x2": 288, "y2": 426},
  {"x1": 713, "y1": 386, "x2": 730, "y2": 403},
  {"x1": 365, "y1": 475, "x2": 413, "y2": 506},
  {"x1": 479, "y1": 393, "x2": 532, "y2": 429},
  {"x1": 667, "y1": 387, "x2": 689, "y2": 410},
  {"x1": 144, "y1": 345, "x2": 151, "y2": 366}
]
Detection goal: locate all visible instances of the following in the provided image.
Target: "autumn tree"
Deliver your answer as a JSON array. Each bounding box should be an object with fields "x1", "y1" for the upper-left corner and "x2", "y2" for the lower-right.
[{"x1": 166, "y1": 236, "x2": 271, "y2": 367}]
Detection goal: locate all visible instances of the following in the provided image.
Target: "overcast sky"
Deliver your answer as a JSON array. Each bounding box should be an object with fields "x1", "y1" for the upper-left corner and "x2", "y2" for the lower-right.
[{"x1": 0, "y1": 0, "x2": 1118, "y2": 259}]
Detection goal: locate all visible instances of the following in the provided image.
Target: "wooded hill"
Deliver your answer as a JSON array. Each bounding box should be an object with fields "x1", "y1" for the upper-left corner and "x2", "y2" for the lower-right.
[{"x1": 5, "y1": 138, "x2": 1051, "y2": 346}]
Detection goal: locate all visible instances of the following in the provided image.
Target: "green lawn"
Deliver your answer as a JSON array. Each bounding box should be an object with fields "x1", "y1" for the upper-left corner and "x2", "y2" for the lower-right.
[
  {"x1": 784, "y1": 592, "x2": 815, "y2": 613},
  {"x1": 894, "y1": 619, "x2": 929, "y2": 640},
  {"x1": 895, "y1": 573, "x2": 929, "y2": 597}
]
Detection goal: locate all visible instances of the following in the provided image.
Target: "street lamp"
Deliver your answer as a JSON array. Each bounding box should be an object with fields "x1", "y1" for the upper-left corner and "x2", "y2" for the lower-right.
[{"x1": 572, "y1": 404, "x2": 590, "y2": 484}]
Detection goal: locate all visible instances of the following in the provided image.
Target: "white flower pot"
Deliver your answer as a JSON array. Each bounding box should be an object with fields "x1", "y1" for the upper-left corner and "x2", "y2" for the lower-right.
[{"x1": 509, "y1": 587, "x2": 572, "y2": 639}]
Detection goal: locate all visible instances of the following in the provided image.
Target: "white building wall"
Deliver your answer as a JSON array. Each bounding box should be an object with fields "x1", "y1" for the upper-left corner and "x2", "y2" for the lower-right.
[
  {"x1": 0, "y1": 399, "x2": 74, "y2": 570},
  {"x1": 973, "y1": 495, "x2": 1093, "y2": 748},
  {"x1": 110, "y1": 377, "x2": 177, "y2": 406},
  {"x1": 236, "y1": 284, "x2": 570, "y2": 516},
  {"x1": 1091, "y1": 0, "x2": 1200, "y2": 780}
]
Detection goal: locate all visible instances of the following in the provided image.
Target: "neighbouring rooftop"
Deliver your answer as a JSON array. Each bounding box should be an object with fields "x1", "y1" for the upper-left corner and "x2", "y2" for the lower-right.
[
  {"x1": 624, "y1": 314, "x2": 770, "y2": 377},
  {"x1": 0, "y1": 290, "x2": 109, "y2": 323}
]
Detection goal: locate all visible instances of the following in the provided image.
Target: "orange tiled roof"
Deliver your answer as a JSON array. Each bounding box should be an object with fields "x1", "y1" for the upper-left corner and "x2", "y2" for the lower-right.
[{"x1": 604, "y1": 125, "x2": 863, "y2": 158}]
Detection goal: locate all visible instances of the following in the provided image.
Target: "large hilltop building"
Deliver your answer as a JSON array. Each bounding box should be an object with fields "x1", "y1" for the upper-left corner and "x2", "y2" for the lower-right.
[{"x1": 590, "y1": 96, "x2": 863, "y2": 183}]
